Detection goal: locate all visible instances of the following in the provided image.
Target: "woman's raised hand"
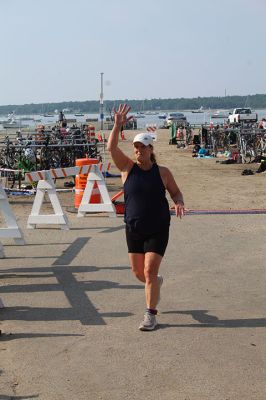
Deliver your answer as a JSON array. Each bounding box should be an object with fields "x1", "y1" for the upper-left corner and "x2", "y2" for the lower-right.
[{"x1": 114, "y1": 104, "x2": 132, "y2": 126}]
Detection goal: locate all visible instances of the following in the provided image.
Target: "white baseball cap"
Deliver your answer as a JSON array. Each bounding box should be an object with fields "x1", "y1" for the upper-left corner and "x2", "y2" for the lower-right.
[{"x1": 133, "y1": 133, "x2": 153, "y2": 146}]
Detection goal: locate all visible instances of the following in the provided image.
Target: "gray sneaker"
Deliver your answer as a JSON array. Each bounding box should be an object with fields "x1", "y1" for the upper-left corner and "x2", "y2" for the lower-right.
[
  {"x1": 157, "y1": 275, "x2": 163, "y2": 305},
  {"x1": 139, "y1": 311, "x2": 157, "y2": 331}
]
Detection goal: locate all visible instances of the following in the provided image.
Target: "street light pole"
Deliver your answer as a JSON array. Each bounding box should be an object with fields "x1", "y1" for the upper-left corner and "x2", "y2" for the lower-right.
[
  {"x1": 99, "y1": 72, "x2": 106, "y2": 179},
  {"x1": 100, "y1": 72, "x2": 104, "y2": 130}
]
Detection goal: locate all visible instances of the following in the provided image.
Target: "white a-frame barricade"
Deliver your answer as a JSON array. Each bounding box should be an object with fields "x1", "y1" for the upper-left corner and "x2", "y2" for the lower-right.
[
  {"x1": 78, "y1": 164, "x2": 116, "y2": 217},
  {"x1": 0, "y1": 183, "x2": 25, "y2": 258},
  {"x1": 26, "y1": 170, "x2": 69, "y2": 230}
]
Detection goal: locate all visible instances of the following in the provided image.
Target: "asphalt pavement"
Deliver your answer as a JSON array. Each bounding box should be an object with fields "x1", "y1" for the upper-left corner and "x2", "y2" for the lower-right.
[{"x1": 0, "y1": 210, "x2": 266, "y2": 399}]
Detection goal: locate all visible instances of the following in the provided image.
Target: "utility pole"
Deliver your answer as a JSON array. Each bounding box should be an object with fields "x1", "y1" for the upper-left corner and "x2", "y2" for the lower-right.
[{"x1": 100, "y1": 72, "x2": 104, "y2": 130}]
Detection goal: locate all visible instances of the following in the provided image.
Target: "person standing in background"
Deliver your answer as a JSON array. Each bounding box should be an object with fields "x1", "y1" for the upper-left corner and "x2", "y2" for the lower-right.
[{"x1": 58, "y1": 110, "x2": 65, "y2": 126}]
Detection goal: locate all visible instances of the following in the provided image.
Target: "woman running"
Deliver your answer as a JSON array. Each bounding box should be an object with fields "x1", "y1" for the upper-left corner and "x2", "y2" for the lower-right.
[{"x1": 107, "y1": 104, "x2": 185, "y2": 331}]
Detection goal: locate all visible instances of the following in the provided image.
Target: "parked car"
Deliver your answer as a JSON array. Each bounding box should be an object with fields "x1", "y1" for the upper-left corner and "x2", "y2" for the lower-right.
[{"x1": 165, "y1": 112, "x2": 187, "y2": 128}]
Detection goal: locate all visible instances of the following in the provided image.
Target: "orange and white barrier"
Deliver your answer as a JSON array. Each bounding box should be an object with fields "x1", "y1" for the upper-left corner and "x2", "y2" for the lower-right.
[
  {"x1": 25, "y1": 165, "x2": 92, "y2": 183},
  {"x1": 25, "y1": 164, "x2": 111, "y2": 183},
  {"x1": 99, "y1": 162, "x2": 111, "y2": 173},
  {"x1": 0, "y1": 168, "x2": 23, "y2": 175},
  {"x1": 26, "y1": 163, "x2": 113, "y2": 228},
  {"x1": 86, "y1": 125, "x2": 96, "y2": 142},
  {"x1": 77, "y1": 164, "x2": 116, "y2": 218},
  {"x1": 0, "y1": 182, "x2": 25, "y2": 258},
  {"x1": 146, "y1": 125, "x2": 157, "y2": 133},
  {"x1": 146, "y1": 124, "x2": 157, "y2": 141},
  {"x1": 26, "y1": 169, "x2": 72, "y2": 230},
  {"x1": 27, "y1": 171, "x2": 69, "y2": 230}
]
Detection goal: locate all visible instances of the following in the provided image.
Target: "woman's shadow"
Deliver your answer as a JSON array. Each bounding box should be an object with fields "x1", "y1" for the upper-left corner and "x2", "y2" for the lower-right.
[{"x1": 160, "y1": 310, "x2": 266, "y2": 329}]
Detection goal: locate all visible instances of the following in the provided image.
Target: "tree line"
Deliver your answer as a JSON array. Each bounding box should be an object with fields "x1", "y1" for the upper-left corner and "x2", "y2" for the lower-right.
[{"x1": 1, "y1": 94, "x2": 266, "y2": 115}]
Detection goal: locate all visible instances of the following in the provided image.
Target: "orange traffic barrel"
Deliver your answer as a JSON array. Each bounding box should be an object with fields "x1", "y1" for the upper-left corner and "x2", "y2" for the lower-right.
[{"x1": 74, "y1": 158, "x2": 101, "y2": 208}]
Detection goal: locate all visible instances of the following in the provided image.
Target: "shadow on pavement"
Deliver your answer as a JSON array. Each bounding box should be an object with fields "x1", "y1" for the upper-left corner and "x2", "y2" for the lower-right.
[
  {"x1": 0, "y1": 395, "x2": 39, "y2": 399},
  {"x1": 0, "y1": 305, "x2": 133, "y2": 326},
  {"x1": 0, "y1": 280, "x2": 141, "y2": 294},
  {"x1": 0, "y1": 269, "x2": 138, "y2": 326},
  {"x1": 70, "y1": 224, "x2": 125, "y2": 233},
  {"x1": 0, "y1": 265, "x2": 130, "y2": 275},
  {"x1": 2, "y1": 243, "x2": 70, "y2": 247},
  {"x1": 0, "y1": 238, "x2": 137, "y2": 326},
  {"x1": 0, "y1": 332, "x2": 84, "y2": 341},
  {"x1": 53, "y1": 237, "x2": 90, "y2": 265},
  {"x1": 160, "y1": 310, "x2": 266, "y2": 328}
]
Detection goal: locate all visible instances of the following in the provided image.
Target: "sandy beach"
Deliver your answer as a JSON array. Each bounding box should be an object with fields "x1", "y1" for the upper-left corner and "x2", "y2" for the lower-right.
[
  {"x1": 0, "y1": 128, "x2": 266, "y2": 399},
  {"x1": 3, "y1": 126, "x2": 265, "y2": 210}
]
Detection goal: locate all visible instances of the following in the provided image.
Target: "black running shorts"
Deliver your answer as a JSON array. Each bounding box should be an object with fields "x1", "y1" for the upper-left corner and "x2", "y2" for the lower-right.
[{"x1": 125, "y1": 226, "x2": 169, "y2": 257}]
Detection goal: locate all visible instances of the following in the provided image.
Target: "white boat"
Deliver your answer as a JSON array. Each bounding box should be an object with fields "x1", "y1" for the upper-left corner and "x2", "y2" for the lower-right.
[
  {"x1": 74, "y1": 113, "x2": 85, "y2": 117},
  {"x1": 134, "y1": 112, "x2": 146, "y2": 119},
  {"x1": 211, "y1": 110, "x2": 229, "y2": 119},
  {"x1": 2, "y1": 120, "x2": 29, "y2": 129},
  {"x1": 20, "y1": 116, "x2": 35, "y2": 121},
  {"x1": 43, "y1": 113, "x2": 54, "y2": 117},
  {"x1": 192, "y1": 106, "x2": 204, "y2": 113},
  {"x1": 0, "y1": 112, "x2": 17, "y2": 124},
  {"x1": 1, "y1": 112, "x2": 29, "y2": 128},
  {"x1": 158, "y1": 113, "x2": 167, "y2": 119},
  {"x1": 144, "y1": 111, "x2": 159, "y2": 115}
]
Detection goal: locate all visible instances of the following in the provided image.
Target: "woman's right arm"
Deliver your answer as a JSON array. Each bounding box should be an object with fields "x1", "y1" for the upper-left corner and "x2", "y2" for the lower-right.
[{"x1": 107, "y1": 104, "x2": 134, "y2": 172}]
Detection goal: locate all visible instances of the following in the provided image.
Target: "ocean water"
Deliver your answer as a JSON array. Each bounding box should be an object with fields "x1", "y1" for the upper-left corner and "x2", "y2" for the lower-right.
[
  {"x1": 134, "y1": 109, "x2": 266, "y2": 129},
  {"x1": 1, "y1": 109, "x2": 266, "y2": 131}
]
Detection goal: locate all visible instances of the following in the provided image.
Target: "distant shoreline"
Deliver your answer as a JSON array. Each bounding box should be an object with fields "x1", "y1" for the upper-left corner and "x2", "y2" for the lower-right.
[{"x1": 1, "y1": 94, "x2": 266, "y2": 115}]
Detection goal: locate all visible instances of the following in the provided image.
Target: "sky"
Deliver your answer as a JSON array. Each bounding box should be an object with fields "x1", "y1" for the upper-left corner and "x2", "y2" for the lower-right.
[{"x1": 0, "y1": 0, "x2": 265, "y2": 105}]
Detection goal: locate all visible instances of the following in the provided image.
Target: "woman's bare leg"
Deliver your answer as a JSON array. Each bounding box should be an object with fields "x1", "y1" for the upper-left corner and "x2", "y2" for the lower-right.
[
  {"x1": 129, "y1": 252, "x2": 163, "y2": 309},
  {"x1": 128, "y1": 253, "x2": 145, "y2": 282},
  {"x1": 144, "y1": 252, "x2": 163, "y2": 309}
]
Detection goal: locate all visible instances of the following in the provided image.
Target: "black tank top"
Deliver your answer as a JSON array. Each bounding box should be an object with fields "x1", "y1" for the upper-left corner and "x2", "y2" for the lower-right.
[{"x1": 124, "y1": 163, "x2": 170, "y2": 234}]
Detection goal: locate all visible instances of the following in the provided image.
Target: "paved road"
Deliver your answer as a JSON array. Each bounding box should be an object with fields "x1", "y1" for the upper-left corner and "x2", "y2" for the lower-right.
[{"x1": 0, "y1": 211, "x2": 266, "y2": 399}]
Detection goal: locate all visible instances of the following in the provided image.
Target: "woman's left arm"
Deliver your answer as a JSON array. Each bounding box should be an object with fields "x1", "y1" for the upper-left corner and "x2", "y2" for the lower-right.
[{"x1": 160, "y1": 166, "x2": 185, "y2": 218}]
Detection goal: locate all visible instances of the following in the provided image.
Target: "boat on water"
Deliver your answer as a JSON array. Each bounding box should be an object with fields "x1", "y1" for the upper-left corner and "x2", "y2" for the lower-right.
[
  {"x1": 1, "y1": 112, "x2": 29, "y2": 128},
  {"x1": 134, "y1": 112, "x2": 146, "y2": 119},
  {"x1": 144, "y1": 111, "x2": 159, "y2": 115},
  {"x1": 0, "y1": 114, "x2": 13, "y2": 123},
  {"x1": 20, "y1": 116, "x2": 35, "y2": 121},
  {"x1": 74, "y1": 113, "x2": 85, "y2": 117},
  {"x1": 2, "y1": 120, "x2": 29, "y2": 129},
  {"x1": 43, "y1": 113, "x2": 54, "y2": 117},
  {"x1": 192, "y1": 106, "x2": 204, "y2": 113},
  {"x1": 158, "y1": 113, "x2": 167, "y2": 119},
  {"x1": 211, "y1": 110, "x2": 229, "y2": 119}
]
